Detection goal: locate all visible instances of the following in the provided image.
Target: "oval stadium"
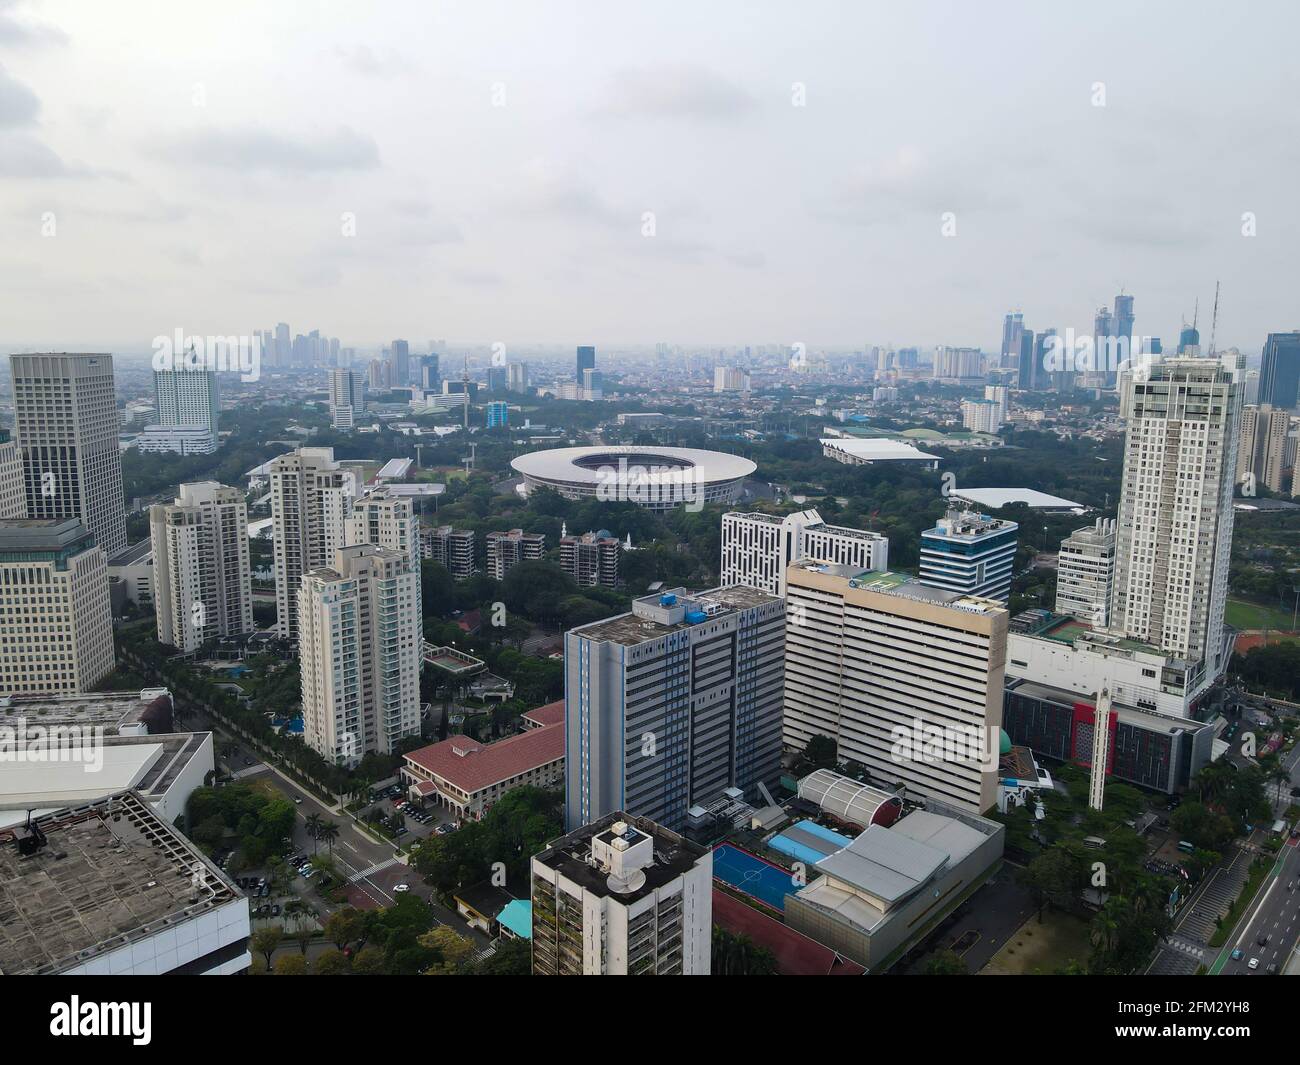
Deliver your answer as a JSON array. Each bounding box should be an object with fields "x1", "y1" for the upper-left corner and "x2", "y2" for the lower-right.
[{"x1": 511, "y1": 445, "x2": 755, "y2": 511}]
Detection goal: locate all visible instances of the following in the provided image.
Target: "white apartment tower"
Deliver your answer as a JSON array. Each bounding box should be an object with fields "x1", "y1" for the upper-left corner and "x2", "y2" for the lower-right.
[
  {"x1": 1110, "y1": 358, "x2": 1241, "y2": 680},
  {"x1": 269, "y1": 448, "x2": 354, "y2": 639},
  {"x1": 149, "y1": 481, "x2": 253, "y2": 653},
  {"x1": 782, "y1": 564, "x2": 1008, "y2": 813},
  {"x1": 531, "y1": 814, "x2": 712, "y2": 975},
  {"x1": 152, "y1": 367, "x2": 220, "y2": 452},
  {"x1": 0, "y1": 518, "x2": 114, "y2": 694},
  {"x1": 328, "y1": 369, "x2": 363, "y2": 430},
  {"x1": 10, "y1": 354, "x2": 127, "y2": 556},
  {"x1": 1055, "y1": 518, "x2": 1117, "y2": 625},
  {"x1": 298, "y1": 544, "x2": 422, "y2": 766},
  {"x1": 720, "y1": 509, "x2": 889, "y2": 598}
]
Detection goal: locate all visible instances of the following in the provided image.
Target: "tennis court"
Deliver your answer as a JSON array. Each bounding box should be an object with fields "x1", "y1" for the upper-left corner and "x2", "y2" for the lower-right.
[{"x1": 712, "y1": 844, "x2": 799, "y2": 911}]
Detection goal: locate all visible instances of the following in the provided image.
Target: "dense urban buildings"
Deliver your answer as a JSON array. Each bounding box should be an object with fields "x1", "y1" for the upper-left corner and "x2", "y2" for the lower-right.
[
  {"x1": 530, "y1": 812, "x2": 712, "y2": 975},
  {"x1": 0, "y1": 518, "x2": 114, "y2": 694},
  {"x1": 298, "y1": 544, "x2": 422, "y2": 766},
  {"x1": 1236, "y1": 403, "x2": 1294, "y2": 494},
  {"x1": 720, "y1": 509, "x2": 888, "y2": 598},
  {"x1": 10, "y1": 353, "x2": 127, "y2": 556},
  {"x1": 328, "y1": 368, "x2": 364, "y2": 429},
  {"x1": 564, "y1": 586, "x2": 785, "y2": 831},
  {"x1": 149, "y1": 481, "x2": 253, "y2": 653},
  {"x1": 422, "y1": 524, "x2": 477, "y2": 579},
  {"x1": 782, "y1": 563, "x2": 1008, "y2": 813},
  {"x1": 918, "y1": 509, "x2": 1018, "y2": 602}
]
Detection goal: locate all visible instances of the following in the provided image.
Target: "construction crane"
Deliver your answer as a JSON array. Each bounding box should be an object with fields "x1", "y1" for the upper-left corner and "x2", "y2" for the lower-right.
[{"x1": 1207, "y1": 280, "x2": 1221, "y2": 359}]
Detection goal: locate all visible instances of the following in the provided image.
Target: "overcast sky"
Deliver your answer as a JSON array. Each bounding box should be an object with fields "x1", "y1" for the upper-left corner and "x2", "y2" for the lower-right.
[{"x1": 1, "y1": 0, "x2": 1297, "y2": 354}]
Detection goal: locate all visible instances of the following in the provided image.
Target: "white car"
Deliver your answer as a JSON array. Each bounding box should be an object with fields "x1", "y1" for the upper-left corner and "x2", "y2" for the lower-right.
[
  {"x1": 1248, "y1": 957, "x2": 1260, "y2": 970},
  {"x1": 394, "y1": 883, "x2": 410, "y2": 893}
]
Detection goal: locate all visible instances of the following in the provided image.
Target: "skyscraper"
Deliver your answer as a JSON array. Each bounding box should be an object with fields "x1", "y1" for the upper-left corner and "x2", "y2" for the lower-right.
[
  {"x1": 1110, "y1": 358, "x2": 1241, "y2": 681},
  {"x1": 143, "y1": 367, "x2": 220, "y2": 454},
  {"x1": 10, "y1": 353, "x2": 127, "y2": 556},
  {"x1": 1259, "y1": 330, "x2": 1300, "y2": 412},
  {"x1": 328, "y1": 368, "x2": 363, "y2": 430},
  {"x1": 564, "y1": 585, "x2": 785, "y2": 831},
  {"x1": 391, "y1": 339, "x2": 410, "y2": 386},
  {"x1": 1000, "y1": 312, "x2": 1025, "y2": 371},
  {"x1": 0, "y1": 518, "x2": 114, "y2": 693},
  {"x1": 1055, "y1": 518, "x2": 1117, "y2": 625},
  {"x1": 150, "y1": 481, "x2": 253, "y2": 653},
  {"x1": 299, "y1": 544, "x2": 422, "y2": 765},
  {"x1": 269, "y1": 447, "x2": 353, "y2": 639},
  {"x1": 782, "y1": 563, "x2": 1008, "y2": 813},
  {"x1": 1235, "y1": 403, "x2": 1292, "y2": 495},
  {"x1": 0, "y1": 429, "x2": 25, "y2": 519},
  {"x1": 720, "y1": 509, "x2": 888, "y2": 599},
  {"x1": 576, "y1": 344, "x2": 596, "y2": 381}
]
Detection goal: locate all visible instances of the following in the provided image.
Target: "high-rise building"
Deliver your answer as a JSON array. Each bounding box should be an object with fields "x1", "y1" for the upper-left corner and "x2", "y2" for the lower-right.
[
  {"x1": 720, "y1": 509, "x2": 888, "y2": 599},
  {"x1": 1000, "y1": 312, "x2": 1025, "y2": 371},
  {"x1": 1259, "y1": 331, "x2": 1300, "y2": 412},
  {"x1": 782, "y1": 563, "x2": 1008, "y2": 813},
  {"x1": 274, "y1": 323, "x2": 291, "y2": 368},
  {"x1": 299, "y1": 543, "x2": 422, "y2": 765},
  {"x1": 421, "y1": 524, "x2": 477, "y2": 580},
  {"x1": 713, "y1": 366, "x2": 751, "y2": 393},
  {"x1": 149, "y1": 481, "x2": 253, "y2": 653},
  {"x1": 269, "y1": 447, "x2": 353, "y2": 639},
  {"x1": 328, "y1": 369, "x2": 363, "y2": 430},
  {"x1": 582, "y1": 367, "x2": 603, "y2": 401},
  {"x1": 576, "y1": 345, "x2": 596, "y2": 381},
  {"x1": 418, "y1": 353, "x2": 441, "y2": 391},
  {"x1": 390, "y1": 339, "x2": 410, "y2": 387},
  {"x1": 507, "y1": 361, "x2": 529, "y2": 393},
  {"x1": 918, "y1": 509, "x2": 1018, "y2": 602},
  {"x1": 0, "y1": 518, "x2": 114, "y2": 694},
  {"x1": 933, "y1": 347, "x2": 984, "y2": 381},
  {"x1": 486, "y1": 365, "x2": 508, "y2": 393},
  {"x1": 1055, "y1": 518, "x2": 1116, "y2": 625},
  {"x1": 1236, "y1": 403, "x2": 1293, "y2": 494},
  {"x1": 0, "y1": 429, "x2": 25, "y2": 519},
  {"x1": 564, "y1": 586, "x2": 785, "y2": 831},
  {"x1": 1017, "y1": 328, "x2": 1041, "y2": 390},
  {"x1": 560, "y1": 529, "x2": 620, "y2": 588},
  {"x1": 485, "y1": 400, "x2": 509, "y2": 429},
  {"x1": 531, "y1": 812, "x2": 712, "y2": 975},
  {"x1": 10, "y1": 353, "x2": 127, "y2": 556},
  {"x1": 961, "y1": 398, "x2": 1002, "y2": 433},
  {"x1": 347, "y1": 489, "x2": 420, "y2": 572},
  {"x1": 485, "y1": 528, "x2": 545, "y2": 579},
  {"x1": 148, "y1": 367, "x2": 220, "y2": 453},
  {"x1": 1110, "y1": 358, "x2": 1241, "y2": 682}
]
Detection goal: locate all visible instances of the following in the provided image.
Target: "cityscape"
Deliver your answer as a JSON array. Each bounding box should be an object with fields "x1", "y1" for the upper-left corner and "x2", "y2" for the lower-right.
[{"x1": 0, "y1": 1, "x2": 1296, "y2": 1028}]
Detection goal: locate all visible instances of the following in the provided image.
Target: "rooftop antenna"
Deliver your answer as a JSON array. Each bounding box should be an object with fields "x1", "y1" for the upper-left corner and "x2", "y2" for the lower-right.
[
  {"x1": 1208, "y1": 281, "x2": 1221, "y2": 358},
  {"x1": 462, "y1": 354, "x2": 471, "y2": 430}
]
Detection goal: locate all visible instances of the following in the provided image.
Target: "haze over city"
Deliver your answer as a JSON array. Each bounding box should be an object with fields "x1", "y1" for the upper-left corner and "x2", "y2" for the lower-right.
[{"x1": 2, "y1": 0, "x2": 1298, "y2": 350}]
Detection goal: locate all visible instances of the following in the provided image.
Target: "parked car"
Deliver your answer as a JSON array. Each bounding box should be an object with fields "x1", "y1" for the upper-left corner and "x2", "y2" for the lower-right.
[{"x1": 394, "y1": 883, "x2": 410, "y2": 893}]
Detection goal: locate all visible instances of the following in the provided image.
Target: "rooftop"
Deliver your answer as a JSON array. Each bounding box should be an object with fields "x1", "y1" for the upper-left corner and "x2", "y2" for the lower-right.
[
  {"x1": 0, "y1": 518, "x2": 94, "y2": 554},
  {"x1": 949, "y1": 487, "x2": 1084, "y2": 511},
  {"x1": 533, "y1": 812, "x2": 707, "y2": 906},
  {"x1": 108, "y1": 539, "x2": 153, "y2": 566},
  {"x1": 572, "y1": 584, "x2": 780, "y2": 646},
  {"x1": 404, "y1": 721, "x2": 564, "y2": 794},
  {"x1": 521, "y1": 700, "x2": 565, "y2": 728},
  {"x1": 0, "y1": 689, "x2": 172, "y2": 733},
  {"x1": 0, "y1": 790, "x2": 242, "y2": 975},
  {"x1": 790, "y1": 563, "x2": 1007, "y2": 615}
]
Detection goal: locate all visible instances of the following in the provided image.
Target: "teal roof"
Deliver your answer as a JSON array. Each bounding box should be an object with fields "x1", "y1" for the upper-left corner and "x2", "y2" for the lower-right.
[{"x1": 497, "y1": 898, "x2": 532, "y2": 940}]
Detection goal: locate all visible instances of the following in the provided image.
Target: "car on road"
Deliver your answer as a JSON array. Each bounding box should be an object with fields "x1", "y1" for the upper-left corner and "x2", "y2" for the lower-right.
[
  {"x1": 294, "y1": 797, "x2": 303, "y2": 805},
  {"x1": 1257, "y1": 933, "x2": 1270, "y2": 947},
  {"x1": 394, "y1": 883, "x2": 410, "y2": 893},
  {"x1": 1267, "y1": 963, "x2": 1278, "y2": 974},
  {"x1": 1231, "y1": 948, "x2": 1244, "y2": 960},
  {"x1": 1248, "y1": 957, "x2": 1260, "y2": 970}
]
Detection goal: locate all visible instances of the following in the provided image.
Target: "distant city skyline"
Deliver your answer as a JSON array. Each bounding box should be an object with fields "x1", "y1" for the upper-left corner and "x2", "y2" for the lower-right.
[{"x1": 1, "y1": 2, "x2": 1298, "y2": 349}]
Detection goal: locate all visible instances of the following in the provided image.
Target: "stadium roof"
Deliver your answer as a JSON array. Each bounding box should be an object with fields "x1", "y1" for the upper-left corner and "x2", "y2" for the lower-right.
[{"x1": 820, "y1": 437, "x2": 939, "y2": 462}]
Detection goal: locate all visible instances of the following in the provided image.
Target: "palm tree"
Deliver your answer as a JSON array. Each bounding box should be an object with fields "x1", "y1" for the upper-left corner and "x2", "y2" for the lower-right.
[
  {"x1": 318, "y1": 820, "x2": 340, "y2": 854},
  {"x1": 305, "y1": 813, "x2": 323, "y2": 854}
]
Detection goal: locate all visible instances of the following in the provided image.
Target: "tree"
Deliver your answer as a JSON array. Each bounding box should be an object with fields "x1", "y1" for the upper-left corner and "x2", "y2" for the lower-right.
[
  {"x1": 710, "y1": 927, "x2": 778, "y2": 975},
  {"x1": 469, "y1": 936, "x2": 531, "y2": 975},
  {"x1": 1019, "y1": 848, "x2": 1081, "y2": 922},
  {"x1": 804, "y1": 735, "x2": 838, "y2": 770},
  {"x1": 324, "y1": 907, "x2": 367, "y2": 951},
  {"x1": 305, "y1": 813, "x2": 323, "y2": 853},
  {"x1": 251, "y1": 926, "x2": 283, "y2": 971},
  {"x1": 352, "y1": 945, "x2": 388, "y2": 975},
  {"x1": 419, "y1": 927, "x2": 474, "y2": 975},
  {"x1": 314, "y1": 948, "x2": 349, "y2": 975},
  {"x1": 273, "y1": 953, "x2": 308, "y2": 975}
]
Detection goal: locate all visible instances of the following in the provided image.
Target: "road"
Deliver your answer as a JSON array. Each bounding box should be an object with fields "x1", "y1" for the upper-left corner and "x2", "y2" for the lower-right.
[{"x1": 1211, "y1": 836, "x2": 1300, "y2": 975}]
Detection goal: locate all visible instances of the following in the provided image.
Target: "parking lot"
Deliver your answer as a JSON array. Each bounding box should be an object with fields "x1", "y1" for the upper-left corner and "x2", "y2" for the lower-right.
[{"x1": 362, "y1": 782, "x2": 461, "y2": 843}]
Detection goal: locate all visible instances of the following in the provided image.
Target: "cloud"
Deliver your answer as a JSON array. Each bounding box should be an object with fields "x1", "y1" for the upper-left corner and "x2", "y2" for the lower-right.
[
  {"x1": 506, "y1": 158, "x2": 626, "y2": 228},
  {"x1": 155, "y1": 124, "x2": 381, "y2": 174},
  {"x1": 332, "y1": 43, "x2": 412, "y2": 78},
  {"x1": 0, "y1": 1, "x2": 67, "y2": 48},
  {"x1": 0, "y1": 63, "x2": 39, "y2": 126},
  {"x1": 0, "y1": 133, "x2": 81, "y2": 177},
  {"x1": 598, "y1": 64, "x2": 757, "y2": 122}
]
